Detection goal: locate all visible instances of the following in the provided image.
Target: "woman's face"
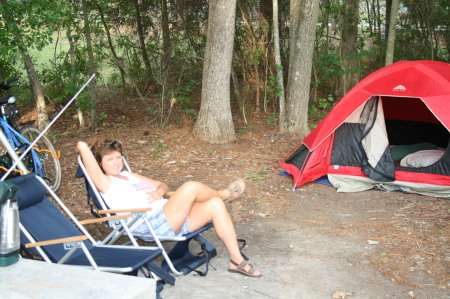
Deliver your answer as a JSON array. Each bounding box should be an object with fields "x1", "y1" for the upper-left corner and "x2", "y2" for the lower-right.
[{"x1": 101, "y1": 150, "x2": 124, "y2": 176}]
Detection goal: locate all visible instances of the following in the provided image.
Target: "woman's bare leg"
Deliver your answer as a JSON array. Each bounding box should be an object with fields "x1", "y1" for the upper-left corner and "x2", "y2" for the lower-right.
[
  {"x1": 163, "y1": 181, "x2": 229, "y2": 232},
  {"x1": 162, "y1": 180, "x2": 260, "y2": 276},
  {"x1": 186, "y1": 197, "x2": 261, "y2": 276},
  {"x1": 187, "y1": 198, "x2": 241, "y2": 259}
]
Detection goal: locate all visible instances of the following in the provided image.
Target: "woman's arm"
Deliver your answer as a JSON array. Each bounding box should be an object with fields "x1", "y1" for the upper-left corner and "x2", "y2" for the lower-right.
[
  {"x1": 131, "y1": 172, "x2": 169, "y2": 200},
  {"x1": 77, "y1": 141, "x2": 111, "y2": 193}
]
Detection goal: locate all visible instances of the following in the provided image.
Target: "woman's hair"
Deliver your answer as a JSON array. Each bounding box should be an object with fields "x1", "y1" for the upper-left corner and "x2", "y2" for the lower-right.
[{"x1": 92, "y1": 139, "x2": 123, "y2": 165}]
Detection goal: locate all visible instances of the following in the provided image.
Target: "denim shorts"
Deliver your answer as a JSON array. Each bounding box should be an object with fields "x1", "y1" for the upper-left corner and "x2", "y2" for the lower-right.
[{"x1": 132, "y1": 208, "x2": 190, "y2": 241}]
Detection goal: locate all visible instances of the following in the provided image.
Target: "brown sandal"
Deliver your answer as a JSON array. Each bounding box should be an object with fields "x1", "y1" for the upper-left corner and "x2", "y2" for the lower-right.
[
  {"x1": 225, "y1": 179, "x2": 246, "y2": 202},
  {"x1": 228, "y1": 259, "x2": 262, "y2": 277}
]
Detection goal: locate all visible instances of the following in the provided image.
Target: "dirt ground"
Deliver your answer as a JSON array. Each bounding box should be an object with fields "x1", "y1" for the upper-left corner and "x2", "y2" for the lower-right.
[{"x1": 34, "y1": 96, "x2": 449, "y2": 298}]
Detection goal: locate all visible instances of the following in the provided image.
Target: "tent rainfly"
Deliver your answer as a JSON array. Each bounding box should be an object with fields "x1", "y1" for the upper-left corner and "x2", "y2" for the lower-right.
[{"x1": 277, "y1": 60, "x2": 450, "y2": 197}]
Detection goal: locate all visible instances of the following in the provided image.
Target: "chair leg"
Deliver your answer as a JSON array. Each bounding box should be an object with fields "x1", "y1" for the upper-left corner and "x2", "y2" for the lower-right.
[
  {"x1": 161, "y1": 235, "x2": 217, "y2": 275},
  {"x1": 147, "y1": 263, "x2": 176, "y2": 285}
]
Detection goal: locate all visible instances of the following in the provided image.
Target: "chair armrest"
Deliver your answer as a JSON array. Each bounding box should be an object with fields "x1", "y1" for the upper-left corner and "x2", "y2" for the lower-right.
[
  {"x1": 79, "y1": 214, "x2": 132, "y2": 225},
  {"x1": 98, "y1": 208, "x2": 152, "y2": 214},
  {"x1": 25, "y1": 235, "x2": 88, "y2": 248}
]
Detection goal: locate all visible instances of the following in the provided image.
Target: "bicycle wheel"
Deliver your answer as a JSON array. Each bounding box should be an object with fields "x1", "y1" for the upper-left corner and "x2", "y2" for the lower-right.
[
  {"x1": 19, "y1": 126, "x2": 62, "y2": 192},
  {"x1": 0, "y1": 139, "x2": 22, "y2": 179}
]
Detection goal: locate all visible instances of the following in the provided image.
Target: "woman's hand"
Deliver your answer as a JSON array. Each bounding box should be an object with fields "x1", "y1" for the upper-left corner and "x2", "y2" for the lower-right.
[
  {"x1": 145, "y1": 188, "x2": 165, "y2": 203},
  {"x1": 76, "y1": 141, "x2": 89, "y2": 153}
]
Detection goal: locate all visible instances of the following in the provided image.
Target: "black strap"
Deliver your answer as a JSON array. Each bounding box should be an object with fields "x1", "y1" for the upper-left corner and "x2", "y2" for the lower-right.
[
  {"x1": 238, "y1": 238, "x2": 249, "y2": 261},
  {"x1": 191, "y1": 238, "x2": 248, "y2": 276},
  {"x1": 189, "y1": 238, "x2": 248, "y2": 276},
  {"x1": 87, "y1": 195, "x2": 101, "y2": 218},
  {"x1": 185, "y1": 241, "x2": 216, "y2": 276}
]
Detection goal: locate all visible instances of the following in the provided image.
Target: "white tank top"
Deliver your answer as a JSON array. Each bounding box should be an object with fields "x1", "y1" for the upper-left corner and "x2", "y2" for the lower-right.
[{"x1": 100, "y1": 171, "x2": 168, "y2": 223}]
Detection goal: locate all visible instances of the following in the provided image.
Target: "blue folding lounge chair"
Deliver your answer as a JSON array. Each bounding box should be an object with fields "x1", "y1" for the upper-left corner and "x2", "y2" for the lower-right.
[
  {"x1": 75, "y1": 155, "x2": 217, "y2": 276},
  {"x1": 8, "y1": 174, "x2": 175, "y2": 287}
]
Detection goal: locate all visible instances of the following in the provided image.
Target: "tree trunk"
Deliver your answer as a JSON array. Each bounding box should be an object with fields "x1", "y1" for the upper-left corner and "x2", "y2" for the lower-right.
[
  {"x1": 260, "y1": 12, "x2": 269, "y2": 113},
  {"x1": 375, "y1": 0, "x2": 383, "y2": 66},
  {"x1": 385, "y1": 0, "x2": 392, "y2": 40},
  {"x1": 239, "y1": 5, "x2": 260, "y2": 112},
  {"x1": 231, "y1": 66, "x2": 247, "y2": 123},
  {"x1": 96, "y1": 1, "x2": 126, "y2": 89},
  {"x1": 385, "y1": 0, "x2": 399, "y2": 66},
  {"x1": 23, "y1": 52, "x2": 48, "y2": 129},
  {"x1": 161, "y1": 0, "x2": 174, "y2": 106},
  {"x1": 134, "y1": 0, "x2": 152, "y2": 75},
  {"x1": 3, "y1": 4, "x2": 49, "y2": 129},
  {"x1": 260, "y1": 1, "x2": 272, "y2": 112},
  {"x1": 194, "y1": 0, "x2": 237, "y2": 143},
  {"x1": 82, "y1": 0, "x2": 97, "y2": 128},
  {"x1": 339, "y1": 0, "x2": 360, "y2": 98},
  {"x1": 66, "y1": 25, "x2": 85, "y2": 130},
  {"x1": 161, "y1": 0, "x2": 171, "y2": 78},
  {"x1": 281, "y1": 0, "x2": 320, "y2": 137},
  {"x1": 273, "y1": 0, "x2": 285, "y2": 128}
]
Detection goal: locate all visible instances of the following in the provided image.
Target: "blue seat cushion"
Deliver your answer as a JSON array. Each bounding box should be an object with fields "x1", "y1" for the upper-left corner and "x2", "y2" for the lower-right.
[{"x1": 8, "y1": 174, "x2": 46, "y2": 210}]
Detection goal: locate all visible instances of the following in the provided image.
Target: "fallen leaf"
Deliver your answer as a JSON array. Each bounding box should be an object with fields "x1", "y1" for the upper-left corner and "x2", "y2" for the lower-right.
[{"x1": 332, "y1": 291, "x2": 353, "y2": 298}]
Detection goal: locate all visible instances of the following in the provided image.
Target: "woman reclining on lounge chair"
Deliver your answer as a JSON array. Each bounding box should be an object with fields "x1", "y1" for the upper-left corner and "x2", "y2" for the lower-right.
[{"x1": 77, "y1": 139, "x2": 261, "y2": 278}]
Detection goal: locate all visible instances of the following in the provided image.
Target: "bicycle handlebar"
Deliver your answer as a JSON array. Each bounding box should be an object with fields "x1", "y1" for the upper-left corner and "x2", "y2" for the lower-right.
[{"x1": 0, "y1": 76, "x2": 19, "y2": 91}]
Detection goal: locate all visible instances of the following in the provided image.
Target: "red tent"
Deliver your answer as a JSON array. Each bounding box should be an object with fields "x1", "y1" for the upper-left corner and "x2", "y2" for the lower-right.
[{"x1": 278, "y1": 60, "x2": 450, "y2": 197}]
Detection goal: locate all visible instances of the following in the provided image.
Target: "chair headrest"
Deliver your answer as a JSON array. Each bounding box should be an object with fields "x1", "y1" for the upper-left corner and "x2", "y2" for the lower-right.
[
  {"x1": 7, "y1": 174, "x2": 47, "y2": 210},
  {"x1": 75, "y1": 165, "x2": 85, "y2": 178}
]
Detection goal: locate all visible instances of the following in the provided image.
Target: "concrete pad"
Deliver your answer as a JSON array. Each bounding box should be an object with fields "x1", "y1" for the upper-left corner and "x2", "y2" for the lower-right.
[{"x1": 0, "y1": 258, "x2": 155, "y2": 299}]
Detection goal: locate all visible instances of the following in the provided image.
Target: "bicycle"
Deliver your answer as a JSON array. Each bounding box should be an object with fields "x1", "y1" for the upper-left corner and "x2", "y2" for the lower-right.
[{"x1": 0, "y1": 76, "x2": 62, "y2": 192}]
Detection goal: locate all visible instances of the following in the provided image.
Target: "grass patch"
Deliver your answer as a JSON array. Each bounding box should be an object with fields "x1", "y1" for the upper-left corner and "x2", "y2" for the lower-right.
[{"x1": 244, "y1": 170, "x2": 269, "y2": 181}]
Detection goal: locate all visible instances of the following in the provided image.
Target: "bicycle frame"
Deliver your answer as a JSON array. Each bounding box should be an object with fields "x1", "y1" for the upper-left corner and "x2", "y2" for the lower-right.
[
  {"x1": 0, "y1": 118, "x2": 45, "y2": 177},
  {"x1": 0, "y1": 73, "x2": 94, "y2": 182}
]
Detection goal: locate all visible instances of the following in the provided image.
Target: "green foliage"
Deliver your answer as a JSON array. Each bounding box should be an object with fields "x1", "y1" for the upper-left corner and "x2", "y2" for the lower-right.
[
  {"x1": 312, "y1": 53, "x2": 343, "y2": 90},
  {"x1": 1, "y1": 0, "x2": 447, "y2": 133},
  {"x1": 52, "y1": 83, "x2": 79, "y2": 104},
  {"x1": 250, "y1": 49, "x2": 264, "y2": 65},
  {"x1": 107, "y1": 73, "x2": 123, "y2": 87},
  {"x1": 308, "y1": 94, "x2": 335, "y2": 128},
  {"x1": 237, "y1": 125, "x2": 253, "y2": 135},
  {"x1": 148, "y1": 138, "x2": 167, "y2": 159},
  {"x1": 0, "y1": 0, "x2": 68, "y2": 91},
  {"x1": 148, "y1": 149, "x2": 163, "y2": 159},
  {"x1": 75, "y1": 94, "x2": 94, "y2": 112},
  {"x1": 268, "y1": 74, "x2": 284, "y2": 98},
  {"x1": 394, "y1": 0, "x2": 449, "y2": 62},
  {"x1": 173, "y1": 80, "x2": 201, "y2": 119},
  {"x1": 312, "y1": 50, "x2": 373, "y2": 96},
  {"x1": 244, "y1": 170, "x2": 269, "y2": 181},
  {"x1": 0, "y1": 0, "x2": 67, "y2": 51},
  {"x1": 147, "y1": 106, "x2": 159, "y2": 116},
  {"x1": 95, "y1": 112, "x2": 108, "y2": 123},
  {"x1": 180, "y1": 79, "x2": 201, "y2": 95},
  {"x1": 45, "y1": 132, "x2": 62, "y2": 140},
  {"x1": 266, "y1": 113, "x2": 277, "y2": 125},
  {"x1": 50, "y1": 77, "x2": 92, "y2": 113},
  {"x1": 0, "y1": 57, "x2": 16, "y2": 80},
  {"x1": 182, "y1": 108, "x2": 198, "y2": 117},
  {"x1": 266, "y1": 64, "x2": 285, "y2": 107}
]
